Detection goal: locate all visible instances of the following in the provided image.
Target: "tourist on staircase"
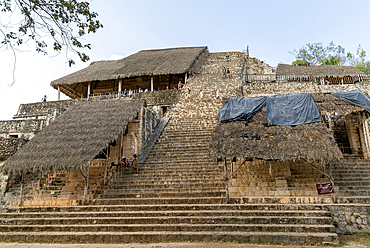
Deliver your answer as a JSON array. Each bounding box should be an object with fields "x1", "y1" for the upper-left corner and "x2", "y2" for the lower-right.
[
  {"x1": 222, "y1": 67, "x2": 226, "y2": 78},
  {"x1": 132, "y1": 154, "x2": 139, "y2": 175},
  {"x1": 215, "y1": 89, "x2": 221, "y2": 104}
]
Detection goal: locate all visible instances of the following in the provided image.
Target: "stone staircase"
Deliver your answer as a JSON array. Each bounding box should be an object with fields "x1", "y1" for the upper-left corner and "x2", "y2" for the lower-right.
[
  {"x1": 334, "y1": 159, "x2": 370, "y2": 197},
  {"x1": 0, "y1": 52, "x2": 338, "y2": 245}
]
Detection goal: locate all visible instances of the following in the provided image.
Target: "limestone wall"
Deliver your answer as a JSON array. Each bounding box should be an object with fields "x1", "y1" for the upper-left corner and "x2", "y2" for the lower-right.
[
  {"x1": 328, "y1": 205, "x2": 370, "y2": 233},
  {"x1": 0, "y1": 138, "x2": 28, "y2": 158},
  {"x1": 13, "y1": 100, "x2": 76, "y2": 119},
  {"x1": 0, "y1": 119, "x2": 49, "y2": 139},
  {"x1": 133, "y1": 89, "x2": 180, "y2": 107},
  {"x1": 228, "y1": 158, "x2": 328, "y2": 198}
]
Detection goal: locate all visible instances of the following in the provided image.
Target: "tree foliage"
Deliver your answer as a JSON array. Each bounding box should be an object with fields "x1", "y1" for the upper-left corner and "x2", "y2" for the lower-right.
[
  {"x1": 0, "y1": 0, "x2": 103, "y2": 67},
  {"x1": 290, "y1": 41, "x2": 346, "y2": 66},
  {"x1": 290, "y1": 41, "x2": 370, "y2": 74}
]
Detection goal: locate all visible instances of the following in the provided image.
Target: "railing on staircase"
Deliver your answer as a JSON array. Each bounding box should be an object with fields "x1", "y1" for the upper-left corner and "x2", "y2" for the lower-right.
[
  {"x1": 245, "y1": 74, "x2": 312, "y2": 83},
  {"x1": 138, "y1": 116, "x2": 170, "y2": 164}
]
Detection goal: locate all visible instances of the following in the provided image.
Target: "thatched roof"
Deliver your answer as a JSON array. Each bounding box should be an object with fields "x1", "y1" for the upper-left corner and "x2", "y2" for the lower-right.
[
  {"x1": 276, "y1": 64, "x2": 363, "y2": 77},
  {"x1": 312, "y1": 93, "x2": 364, "y2": 115},
  {"x1": 1, "y1": 99, "x2": 145, "y2": 175},
  {"x1": 210, "y1": 93, "x2": 364, "y2": 165},
  {"x1": 210, "y1": 107, "x2": 342, "y2": 166},
  {"x1": 51, "y1": 46, "x2": 208, "y2": 86}
]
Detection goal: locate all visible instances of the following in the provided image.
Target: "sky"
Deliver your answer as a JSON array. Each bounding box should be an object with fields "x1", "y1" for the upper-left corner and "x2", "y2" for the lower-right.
[{"x1": 1, "y1": 0, "x2": 370, "y2": 120}]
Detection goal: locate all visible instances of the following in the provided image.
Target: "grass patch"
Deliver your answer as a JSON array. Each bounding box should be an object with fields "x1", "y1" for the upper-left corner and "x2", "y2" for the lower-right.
[{"x1": 339, "y1": 232, "x2": 370, "y2": 247}]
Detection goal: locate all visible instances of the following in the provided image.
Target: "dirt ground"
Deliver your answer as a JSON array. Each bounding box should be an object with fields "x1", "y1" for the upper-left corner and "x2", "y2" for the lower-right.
[
  {"x1": 0, "y1": 241, "x2": 367, "y2": 248},
  {"x1": 1, "y1": 234, "x2": 370, "y2": 248}
]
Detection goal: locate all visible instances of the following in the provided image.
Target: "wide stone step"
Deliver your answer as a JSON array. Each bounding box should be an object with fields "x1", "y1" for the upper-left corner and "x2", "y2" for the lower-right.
[
  {"x1": 0, "y1": 231, "x2": 338, "y2": 245},
  {"x1": 335, "y1": 181, "x2": 370, "y2": 186},
  {"x1": 162, "y1": 129, "x2": 214, "y2": 135},
  {"x1": 106, "y1": 175, "x2": 223, "y2": 183},
  {"x1": 109, "y1": 172, "x2": 223, "y2": 179},
  {"x1": 3, "y1": 203, "x2": 333, "y2": 213},
  {"x1": 98, "y1": 187, "x2": 225, "y2": 195},
  {"x1": 338, "y1": 190, "x2": 370, "y2": 196},
  {"x1": 0, "y1": 223, "x2": 335, "y2": 233},
  {"x1": 0, "y1": 210, "x2": 330, "y2": 219},
  {"x1": 0, "y1": 215, "x2": 333, "y2": 225},
  {"x1": 98, "y1": 191, "x2": 225, "y2": 199},
  {"x1": 111, "y1": 170, "x2": 222, "y2": 177},
  {"x1": 103, "y1": 181, "x2": 224, "y2": 188},
  {"x1": 122, "y1": 165, "x2": 220, "y2": 172},
  {"x1": 157, "y1": 134, "x2": 212, "y2": 141},
  {"x1": 151, "y1": 141, "x2": 211, "y2": 148},
  {"x1": 89, "y1": 197, "x2": 226, "y2": 205},
  {"x1": 146, "y1": 151, "x2": 210, "y2": 157},
  {"x1": 101, "y1": 182, "x2": 225, "y2": 190},
  {"x1": 143, "y1": 158, "x2": 213, "y2": 164}
]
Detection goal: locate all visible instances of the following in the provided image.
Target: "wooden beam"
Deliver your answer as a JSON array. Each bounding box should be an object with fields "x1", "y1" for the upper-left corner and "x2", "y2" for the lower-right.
[{"x1": 60, "y1": 85, "x2": 78, "y2": 99}]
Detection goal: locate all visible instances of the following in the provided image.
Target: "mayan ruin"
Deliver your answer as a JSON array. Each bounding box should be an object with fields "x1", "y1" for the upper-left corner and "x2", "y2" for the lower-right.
[{"x1": 1, "y1": 46, "x2": 370, "y2": 246}]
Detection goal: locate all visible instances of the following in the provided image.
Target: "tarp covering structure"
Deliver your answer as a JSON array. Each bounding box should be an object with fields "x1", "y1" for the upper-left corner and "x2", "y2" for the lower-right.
[
  {"x1": 219, "y1": 93, "x2": 322, "y2": 126},
  {"x1": 266, "y1": 93, "x2": 322, "y2": 126},
  {"x1": 219, "y1": 97, "x2": 267, "y2": 123},
  {"x1": 332, "y1": 89, "x2": 370, "y2": 113}
]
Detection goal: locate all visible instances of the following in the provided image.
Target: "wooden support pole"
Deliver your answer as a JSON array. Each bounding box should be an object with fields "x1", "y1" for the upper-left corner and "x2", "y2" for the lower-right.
[
  {"x1": 120, "y1": 131, "x2": 124, "y2": 161},
  {"x1": 118, "y1": 79, "x2": 122, "y2": 98},
  {"x1": 83, "y1": 163, "x2": 90, "y2": 204},
  {"x1": 103, "y1": 145, "x2": 110, "y2": 185},
  {"x1": 185, "y1": 73, "x2": 188, "y2": 84},
  {"x1": 224, "y1": 157, "x2": 229, "y2": 204},
  {"x1": 87, "y1": 82, "x2": 91, "y2": 100},
  {"x1": 57, "y1": 86, "x2": 61, "y2": 101},
  {"x1": 151, "y1": 75, "x2": 154, "y2": 91}
]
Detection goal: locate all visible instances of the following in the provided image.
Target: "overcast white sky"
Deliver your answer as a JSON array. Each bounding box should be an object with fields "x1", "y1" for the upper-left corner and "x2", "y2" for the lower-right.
[{"x1": 1, "y1": 0, "x2": 370, "y2": 120}]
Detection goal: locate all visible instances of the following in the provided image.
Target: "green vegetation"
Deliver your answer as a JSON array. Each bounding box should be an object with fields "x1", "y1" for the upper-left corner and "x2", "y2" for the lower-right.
[
  {"x1": 290, "y1": 41, "x2": 370, "y2": 73},
  {"x1": 0, "y1": 0, "x2": 103, "y2": 67}
]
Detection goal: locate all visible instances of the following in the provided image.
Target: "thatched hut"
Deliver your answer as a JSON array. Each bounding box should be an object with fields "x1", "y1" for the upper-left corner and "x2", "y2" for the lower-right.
[
  {"x1": 276, "y1": 64, "x2": 365, "y2": 84},
  {"x1": 51, "y1": 47, "x2": 209, "y2": 99},
  {"x1": 210, "y1": 93, "x2": 369, "y2": 164},
  {"x1": 210, "y1": 107, "x2": 342, "y2": 166},
  {"x1": 1, "y1": 99, "x2": 145, "y2": 175}
]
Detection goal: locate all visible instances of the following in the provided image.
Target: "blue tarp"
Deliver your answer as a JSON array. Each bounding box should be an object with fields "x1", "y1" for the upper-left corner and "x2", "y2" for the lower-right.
[
  {"x1": 219, "y1": 97, "x2": 267, "y2": 123},
  {"x1": 332, "y1": 89, "x2": 370, "y2": 113},
  {"x1": 219, "y1": 93, "x2": 322, "y2": 126},
  {"x1": 266, "y1": 93, "x2": 322, "y2": 126}
]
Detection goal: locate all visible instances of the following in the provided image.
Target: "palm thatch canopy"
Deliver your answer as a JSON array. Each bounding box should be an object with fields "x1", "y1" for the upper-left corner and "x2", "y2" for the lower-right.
[
  {"x1": 312, "y1": 93, "x2": 364, "y2": 115},
  {"x1": 276, "y1": 64, "x2": 363, "y2": 77},
  {"x1": 209, "y1": 108, "x2": 342, "y2": 166},
  {"x1": 209, "y1": 93, "x2": 365, "y2": 165},
  {"x1": 51, "y1": 46, "x2": 208, "y2": 86},
  {"x1": 1, "y1": 99, "x2": 145, "y2": 175}
]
